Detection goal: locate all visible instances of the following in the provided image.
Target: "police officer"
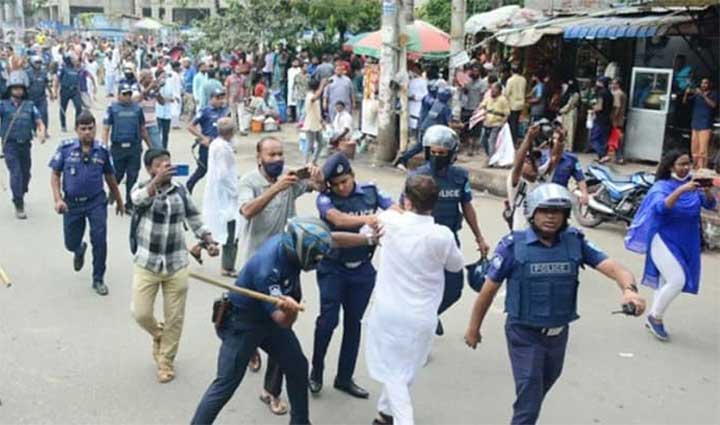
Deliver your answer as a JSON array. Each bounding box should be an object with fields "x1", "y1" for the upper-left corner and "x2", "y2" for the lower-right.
[
  {"x1": 118, "y1": 63, "x2": 139, "y2": 91},
  {"x1": 394, "y1": 82, "x2": 444, "y2": 170},
  {"x1": 26, "y1": 55, "x2": 51, "y2": 136},
  {"x1": 53, "y1": 55, "x2": 83, "y2": 133},
  {"x1": 407, "y1": 125, "x2": 489, "y2": 335},
  {"x1": 465, "y1": 183, "x2": 646, "y2": 425},
  {"x1": 191, "y1": 217, "x2": 355, "y2": 425},
  {"x1": 186, "y1": 87, "x2": 230, "y2": 194},
  {"x1": 309, "y1": 152, "x2": 395, "y2": 398},
  {"x1": 49, "y1": 110, "x2": 125, "y2": 296},
  {"x1": 0, "y1": 73, "x2": 46, "y2": 219},
  {"x1": 102, "y1": 82, "x2": 150, "y2": 213}
]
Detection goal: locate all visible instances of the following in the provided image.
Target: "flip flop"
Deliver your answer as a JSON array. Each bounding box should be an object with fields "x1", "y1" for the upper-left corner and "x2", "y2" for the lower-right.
[{"x1": 259, "y1": 393, "x2": 288, "y2": 415}]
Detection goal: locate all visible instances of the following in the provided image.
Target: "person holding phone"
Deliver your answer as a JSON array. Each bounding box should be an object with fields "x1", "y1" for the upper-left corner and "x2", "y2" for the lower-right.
[
  {"x1": 683, "y1": 78, "x2": 718, "y2": 170},
  {"x1": 626, "y1": 150, "x2": 717, "y2": 341},
  {"x1": 49, "y1": 110, "x2": 124, "y2": 296},
  {"x1": 202, "y1": 117, "x2": 241, "y2": 277}
]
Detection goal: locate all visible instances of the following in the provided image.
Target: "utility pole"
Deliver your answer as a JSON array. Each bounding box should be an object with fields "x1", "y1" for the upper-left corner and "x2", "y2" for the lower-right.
[
  {"x1": 449, "y1": 0, "x2": 465, "y2": 121},
  {"x1": 376, "y1": 0, "x2": 400, "y2": 162},
  {"x1": 397, "y1": 0, "x2": 413, "y2": 153}
]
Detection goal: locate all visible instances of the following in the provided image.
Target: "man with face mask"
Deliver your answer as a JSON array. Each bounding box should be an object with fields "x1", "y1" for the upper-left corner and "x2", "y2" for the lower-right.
[
  {"x1": 465, "y1": 183, "x2": 646, "y2": 425},
  {"x1": 405, "y1": 125, "x2": 490, "y2": 335},
  {"x1": 191, "y1": 217, "x2": 381, "y2": 425},
  {"x1": 0, "y1": 73, "x2": 47, "y2": 219},
  {"x1": 186, "y1": 87, "x2": 230, "y2": 194},
  {"x1": 25, "y1": 56, "x2": 51, "y2": 136}
]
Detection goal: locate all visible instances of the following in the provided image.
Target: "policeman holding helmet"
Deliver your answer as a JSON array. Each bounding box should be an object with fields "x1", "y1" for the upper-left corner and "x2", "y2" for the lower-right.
[
  {"x1": 49, "y1": 110, "x2": 125, "y2": 296},
  {"x1": 465, "y1": 183, "x2": 646, "y2": 425},
  {"x1": 102, "y1": 82, "x2": 149, "y2": 213},
  {"x1": 309, "y1": 152, "x2": 396, "y2": 398},
  {"x1": 407, "y1": 125, "x2": 490, "y2": 335}
]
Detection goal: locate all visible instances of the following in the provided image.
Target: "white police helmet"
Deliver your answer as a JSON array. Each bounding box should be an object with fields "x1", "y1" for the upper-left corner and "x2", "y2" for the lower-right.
[
  {"x1": 524, "y1": 183, "x2": 574, "y2": 219},
  {"x1": 422, "y1": 125, "x2": 459, "y2": 151}
]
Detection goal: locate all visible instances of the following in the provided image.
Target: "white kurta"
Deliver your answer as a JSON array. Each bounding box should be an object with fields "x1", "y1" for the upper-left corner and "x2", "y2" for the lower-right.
[
  {"x1": 202, "y1": 137, "x2": 240, "y2": 243},
  {"x1": 364, "y1": 210, "x2": 463, "y2": 425},
  {"x1": 408, "y1": 77, "x2": 428, "y2": 130},
  {"x1": 287, "y1": 66, "x2": 301, "y2": 107}
]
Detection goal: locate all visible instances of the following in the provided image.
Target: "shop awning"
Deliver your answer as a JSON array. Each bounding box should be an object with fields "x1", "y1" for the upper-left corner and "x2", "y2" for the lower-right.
[{"x1": 563, "y1": 14, "x2": 698, "y2": 40}]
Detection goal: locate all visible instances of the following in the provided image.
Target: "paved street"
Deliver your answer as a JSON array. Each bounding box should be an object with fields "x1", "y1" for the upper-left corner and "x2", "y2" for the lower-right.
[{"x1": 0, "y1": 97, "x2": 718, "y2": 425}]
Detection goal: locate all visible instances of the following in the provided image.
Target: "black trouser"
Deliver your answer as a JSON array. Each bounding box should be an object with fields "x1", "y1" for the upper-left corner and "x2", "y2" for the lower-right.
[
  {"x1": 110, "y1": 145, "x2": 141, "y2": 208},
  {"x1": 221, "y1": 220, "x2": 238, "y2": 272},
  {"x1": 157, "y1": 118, "x2": 171, "y2": 149},
  {"x1": 191, "y1": 310, "x2": 310, "y2": 425},
  {"x1": 509, "y1": 110, "x2": 521, "y2": 146},
  {"x1": 187, "y1": 144, "x2": 208, "y2": 194},
  {"x1": 59, "y1": 90, "x2": 82, "y2": 129}
]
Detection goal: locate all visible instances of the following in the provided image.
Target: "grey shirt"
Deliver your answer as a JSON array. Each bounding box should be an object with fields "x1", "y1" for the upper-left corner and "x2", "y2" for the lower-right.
[
  {"x1": 237, "y1": 167, "x2": 309, "y2": 264},
  {"x1": 463, "y1": 78, "x2": 487, "y2": 111},
  {"x1": 325, "y1": 75, "x2": 354, "y2": 122}
]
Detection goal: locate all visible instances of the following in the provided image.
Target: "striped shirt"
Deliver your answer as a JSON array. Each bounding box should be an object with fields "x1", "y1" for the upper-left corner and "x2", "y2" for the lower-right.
[{"x1": 131, "y1": 181, "x2": 209, "y2": 274}]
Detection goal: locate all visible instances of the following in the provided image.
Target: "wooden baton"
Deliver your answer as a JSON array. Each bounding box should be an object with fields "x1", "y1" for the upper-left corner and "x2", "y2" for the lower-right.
[
  {"x1": 189, "y1": 271, "x2": 304, "y2": 312},
  {"x1": 0, "y1": 266, "x2": 11, "y2": 288}
]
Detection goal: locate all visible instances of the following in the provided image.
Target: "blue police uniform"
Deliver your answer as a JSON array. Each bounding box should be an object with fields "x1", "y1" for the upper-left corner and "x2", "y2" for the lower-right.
[
  {"x1": 26, "y1": 67, "x2": 50, "y2": 129},
  {"x1": 191, "y1": 235, "x2": 310, "y2": 425},
  {"x1": 0, "y1": 98, "x2": 41, "y2": 208},
  {"x1": 49, "y1": 139, "x2": 115, "y2": 283},
  {"x1": 103, "y1": 101, "x2": 145, "y2": 208},
  {"x1": 409, "y1": 162, "x2": 472, "y2": 315},
  {"x1": 398, "y1": 96, "x2": 452, "y2": 167},
  {"x1": 486, "y1": 226, "x2": 608, "y2": 425},
  {"x1": 57, "y1": 65, "x2": 83, "y2": 130},
  {"x1": 542, "y1": 151, "x2": 585, "y2": 188},
  {"x1": 186, "y1": 105, "x2": 230, "y2": 193},
  {"x1": 311, "y1": 176, "x2": 393, "y2": 384}
]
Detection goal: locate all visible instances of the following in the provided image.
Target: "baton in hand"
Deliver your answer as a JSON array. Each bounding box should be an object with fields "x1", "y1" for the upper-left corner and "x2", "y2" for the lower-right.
[{"x1": 189, "y1": 271, "x2": 304, "y2": 312}]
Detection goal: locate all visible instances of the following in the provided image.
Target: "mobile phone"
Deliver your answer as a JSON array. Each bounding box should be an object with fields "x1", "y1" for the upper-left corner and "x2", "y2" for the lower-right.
[
  {"x1": 174, "y1": 163, "x2": 190, "y2": 177},
  {"x1": 294, "y1": 167, "x2": 311, "y2": 180},
  {"x1": 694, "y1": 177, "x2": 713, "y2": 188}
]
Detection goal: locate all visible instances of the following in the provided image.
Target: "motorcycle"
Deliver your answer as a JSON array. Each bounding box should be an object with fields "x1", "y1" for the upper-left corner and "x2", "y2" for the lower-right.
[{"x1": 573, "y1": 163, "x2": 655, "y2": 228}]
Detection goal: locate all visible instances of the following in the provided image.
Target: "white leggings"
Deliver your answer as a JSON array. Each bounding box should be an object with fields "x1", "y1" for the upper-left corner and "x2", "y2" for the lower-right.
[{"x1": 649, "y1": 234, "x2": 686, "y2": 320}]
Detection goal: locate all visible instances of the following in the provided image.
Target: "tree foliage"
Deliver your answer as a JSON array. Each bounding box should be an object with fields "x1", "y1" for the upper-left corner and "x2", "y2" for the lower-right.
[{"x1": 418, "y1": 0, "x2": 523, "y2": 33}]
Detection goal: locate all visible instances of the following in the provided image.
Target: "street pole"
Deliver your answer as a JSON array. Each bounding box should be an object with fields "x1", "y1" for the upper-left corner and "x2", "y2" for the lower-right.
[
  {"x1": 449, "y1": 0, "x2": 466, "y2": 121},
  {"x1": 397, "y1": 0, "x2": 413, "y2": 153},
  {"x1": 376, "y1": 0, "x2": 400, "y2": 163}
]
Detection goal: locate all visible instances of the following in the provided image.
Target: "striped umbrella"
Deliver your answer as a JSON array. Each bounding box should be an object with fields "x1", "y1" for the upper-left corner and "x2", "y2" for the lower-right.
[{"x1": 345, "y1": 20, "x2": 450, "y2": 59}]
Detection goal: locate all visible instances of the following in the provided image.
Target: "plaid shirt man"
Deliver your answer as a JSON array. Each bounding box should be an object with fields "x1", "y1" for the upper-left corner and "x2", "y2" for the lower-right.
[{"x1": 131, "y1": 180, "x2": 208, "y2": 274}]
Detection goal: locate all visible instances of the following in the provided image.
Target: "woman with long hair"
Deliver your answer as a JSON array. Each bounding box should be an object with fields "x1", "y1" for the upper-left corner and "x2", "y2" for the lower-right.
[{"x1": 625, "y1": 150, "x2": 717, "y2": 340}]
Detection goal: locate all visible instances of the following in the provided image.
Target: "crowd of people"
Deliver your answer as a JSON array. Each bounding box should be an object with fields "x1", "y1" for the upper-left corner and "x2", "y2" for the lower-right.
[{"x1": 0, "y1": 31, "x2": 718, "y2": 425}]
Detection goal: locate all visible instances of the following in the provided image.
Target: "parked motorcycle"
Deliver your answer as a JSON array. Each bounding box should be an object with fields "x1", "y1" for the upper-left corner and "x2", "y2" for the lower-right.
[{"x1": 573, "y1": 163, "x2": 655, "y2": 228}]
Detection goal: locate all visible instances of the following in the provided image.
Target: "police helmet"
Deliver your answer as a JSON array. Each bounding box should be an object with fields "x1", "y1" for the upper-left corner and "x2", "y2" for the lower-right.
[
  {"x1": 282, "y1": 217, "x2": 333, "y2": 271},
  {"x1": 437, "y1": 87, "x2": 452, "y2": 103},
  {"x1": 524, "y1": 183, "x2": 574, "y2": 219},
  {"x1": 31, "y1": 55, "x2": 43, "y2": 64},
  {"x1": 6, "y1": 72, "x2": 27, "y2": 90},
  {"x1": 422, "y1": 124, "x2": 459, "y2": 162},
  {"x1": 465, "y1": 257, "x2": 491, "y2": 292}
]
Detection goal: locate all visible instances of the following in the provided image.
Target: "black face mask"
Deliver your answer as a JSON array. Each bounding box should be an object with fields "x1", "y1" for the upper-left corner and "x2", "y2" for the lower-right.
[
  {"x1": 124, "y1": 73, "x2": 134, "y2": 80},
  {"x1": 429, "y1": 155, "x2": 451, "y2": 175}
]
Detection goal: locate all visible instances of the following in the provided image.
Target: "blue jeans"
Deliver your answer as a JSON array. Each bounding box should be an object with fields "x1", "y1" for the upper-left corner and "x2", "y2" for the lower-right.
[
  {"x1": 147, "y1": 125, "x2": 163, "y2": 149},
  {"x1": 2, "y1": 139, "x2": 32, "y2": 207},
  {"x1": 63, "y1": 193, "x2": 108, "y2": 282},
  {"x1": 312, "y1": 261, "x2": 375, "y2": 382},
  {"x1": 191, "y1": 310, "x2": 310, "y2": 425},
  {"x1": 506, "y1": 322, "x2": 569, "y2": 425},
  {"x1": 590, "y1": 123, "x2": 610, "y2": 159}
]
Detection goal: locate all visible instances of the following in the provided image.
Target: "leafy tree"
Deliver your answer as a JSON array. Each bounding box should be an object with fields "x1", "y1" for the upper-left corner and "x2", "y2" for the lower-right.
[{"x1": 418, "y1": 0, "x2": 523, "y2": 33}]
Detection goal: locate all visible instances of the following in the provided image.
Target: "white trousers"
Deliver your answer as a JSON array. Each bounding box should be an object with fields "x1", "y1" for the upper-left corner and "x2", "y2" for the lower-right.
[
  {"x1": 649, "y1": 234, "x2": 686, "y2": 319},
  {"x1": 377, "y1": 381, "x2": 414, "y2": 425}
]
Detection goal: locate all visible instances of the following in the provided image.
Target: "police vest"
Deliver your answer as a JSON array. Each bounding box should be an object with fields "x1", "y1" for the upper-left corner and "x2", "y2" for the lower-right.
[
  {"x1": 27, "y1": 69, "x2": 48, "y2": 101},
  {"x1": 505, "y1": 230, "x2": 583, "y2": 328},
  {"x1": 325, "y1": 184, "x2": 379, "y2": 264},
  {"x1": 431, "y1": 167, "x2": 465, "y2": 233},
  {"x1": 110, "y1": 103, "x2": 142, "y2": 144},
  {"x1": 60, "y1": 67, "x2": 80, "y2": 93},
  {"x1": 0, "y1": 100, "x2": 35, "y2": 141}
]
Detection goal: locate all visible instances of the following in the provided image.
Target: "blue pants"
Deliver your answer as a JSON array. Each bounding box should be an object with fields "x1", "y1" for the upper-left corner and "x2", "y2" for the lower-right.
[
  {"x1": 157, "y1": 118, "x2": 171, "y2": 149},
  {"x1": 110, "y1": 145, "x2": 141, "y2": 207},
  {"x1": 2, "y1": 139, "x2": 32, "y2": 207},
  {"x1": 147, "y1": 124, "x2": 163, "y2": 149},
  {"x1": 397, "y1": 129, "x2": 425, "y2": 166},
  {"x1": 312, "y1": 261, "x2": 375, "y2": 382},
  {"x1": 32, "y1": 97, "x2": 49, "y2": 129},
  {"x1": 438, "y1": 269, "x2": 463, "y2": 316},
  {"x1": 191, "y1": 310, "x2": 310, "y2": 425},
  {"x1": 187, "y1": 144, "x2": 208, "y2": 194},
  {"x1": 590, "y1": 123, "x2": 610, "y2": 159},
  {"x1": 59, "y1": 90, "x2": 82, "y2": 129},
  {"x1": 63, "y1": 193, "x2": 107, "y2": 282},
  {"x1": 505, "y1": 322, "x2": 569, "y2": 425}
]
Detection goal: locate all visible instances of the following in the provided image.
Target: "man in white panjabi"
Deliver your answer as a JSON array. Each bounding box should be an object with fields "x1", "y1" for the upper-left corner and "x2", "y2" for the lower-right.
[
  {"x1": 364, "y1": 175, "x2": 464, "y2": 425},
  {"x1": 202, "y1": 117, "x2": 241, "y2": 276}
]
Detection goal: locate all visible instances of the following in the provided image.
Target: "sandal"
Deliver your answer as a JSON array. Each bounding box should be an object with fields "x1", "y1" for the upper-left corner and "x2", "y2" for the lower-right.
[
  {"x1": 259, "y1": 392, "x2": 289, "y2": 415},
  {"x1": 221, "y1": 269, "x2": 238, "y2": 278},
  {"x1": 248, "y1": 351, "x2": 261, "y2": 372},
  {"x1": 157, "y1": 363, "x2": 175, "y2": 384},
  {"x1": 372, "y1": 412, "x2": 394, "y2": 425},
  {"x1": 152, "y1": 322, "x2": 164, "y2": 365}
]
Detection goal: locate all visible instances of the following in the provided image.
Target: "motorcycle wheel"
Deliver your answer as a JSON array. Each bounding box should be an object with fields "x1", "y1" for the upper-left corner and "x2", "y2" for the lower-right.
[{"x1": 573, "y1": 184, "x2": 604, "y2": 228}]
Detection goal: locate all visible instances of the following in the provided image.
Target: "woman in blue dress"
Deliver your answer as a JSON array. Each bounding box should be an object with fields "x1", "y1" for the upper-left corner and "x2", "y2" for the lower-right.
[{"x1": 625, "y1": 150, "x2": 717, "y2": 341}]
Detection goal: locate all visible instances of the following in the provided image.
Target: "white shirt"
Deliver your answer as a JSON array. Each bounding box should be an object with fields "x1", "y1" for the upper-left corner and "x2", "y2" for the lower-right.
[
  {"x1": 203, "y1": 136, "x2": 240, "y2": 243},
  {"x1": 409, "y1": 76, "x2": 428, "y2": 129},
  {"x1": 332, "y1": 110, "x2": 353, "y2": 137},
  {"x1": 287, "y1": 66, "x2": 301, "y2": 106}
]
